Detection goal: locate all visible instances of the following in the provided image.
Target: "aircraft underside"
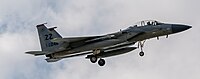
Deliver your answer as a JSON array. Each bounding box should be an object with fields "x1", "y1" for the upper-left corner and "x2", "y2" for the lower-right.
[{"x1": 45, "y1": 41, "x2": 138, "y2": 66}]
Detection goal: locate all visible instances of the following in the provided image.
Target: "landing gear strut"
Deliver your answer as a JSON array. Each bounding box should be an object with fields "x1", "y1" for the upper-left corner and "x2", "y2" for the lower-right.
[{"x1": 138, "y1": 40, "x2": 146, "y2": 56}]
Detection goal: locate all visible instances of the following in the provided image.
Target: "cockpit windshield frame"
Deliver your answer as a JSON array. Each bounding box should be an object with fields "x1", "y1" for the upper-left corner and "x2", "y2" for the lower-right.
[{"x1": 132, "y1": 20, "x2": 163, "y2": 27}]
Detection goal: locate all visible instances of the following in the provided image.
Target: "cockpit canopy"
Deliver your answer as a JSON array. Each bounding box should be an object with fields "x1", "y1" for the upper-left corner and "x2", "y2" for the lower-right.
[
  {"x1": 123, "y1": 20, "x2": 164, "y2": 33},
  {"x1": 132, "y1": 20, "x2": 163, "y2": 27}
]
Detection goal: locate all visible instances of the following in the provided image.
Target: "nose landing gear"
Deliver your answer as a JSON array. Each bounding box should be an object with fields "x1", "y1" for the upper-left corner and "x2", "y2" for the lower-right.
[
  {"x1": 138, "y1": 40, "x2": 146, "y2": 57},
  {"x1": 139, "y1": 51, "x2": 144, "y2": 56}
]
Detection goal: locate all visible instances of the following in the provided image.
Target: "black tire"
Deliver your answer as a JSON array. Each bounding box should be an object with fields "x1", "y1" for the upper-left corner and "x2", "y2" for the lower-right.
[
  {"x1": 98, "y1": 59, "x2": 105, "y2": 66},
  {"x1": 139, "y1": 51, "x2": 144, "y2": 56},
  {"x1": 90, "y1": 55, "x2": 97, "y2": 63}
]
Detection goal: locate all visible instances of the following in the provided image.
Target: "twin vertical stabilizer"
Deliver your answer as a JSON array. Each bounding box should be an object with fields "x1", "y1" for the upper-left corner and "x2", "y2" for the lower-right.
[{"x1": 36, "y1": 24, "x2": 62, "y2": 51}]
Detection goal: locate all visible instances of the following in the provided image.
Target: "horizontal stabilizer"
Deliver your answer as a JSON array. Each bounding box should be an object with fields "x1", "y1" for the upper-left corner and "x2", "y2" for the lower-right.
[
  {"x1": 25, "y1": 51, "x2": 49, "y2": 56},
  {"x1": 45, "y1": 52, "x2": 91, "y2": 62},
  {"x1": 61, "y1": 52, "x2": 91, "y2": 59}
]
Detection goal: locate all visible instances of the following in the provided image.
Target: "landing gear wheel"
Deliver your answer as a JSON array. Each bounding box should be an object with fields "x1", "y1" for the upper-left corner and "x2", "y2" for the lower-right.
[
  {"x1": 98, "y1": 59, "x2": 105, "y2": 66},
  {"x1": 90, "y1": 55, "x2": 97, "y2": 63},
  {"x1": 139, "y1": 51, "x2": 144, "y2": 56}
]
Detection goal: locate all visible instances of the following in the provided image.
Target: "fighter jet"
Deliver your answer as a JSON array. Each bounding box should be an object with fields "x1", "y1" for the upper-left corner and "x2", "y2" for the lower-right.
[{"x1": 26, "y1": 20, "x2": 191, "y2": 66}]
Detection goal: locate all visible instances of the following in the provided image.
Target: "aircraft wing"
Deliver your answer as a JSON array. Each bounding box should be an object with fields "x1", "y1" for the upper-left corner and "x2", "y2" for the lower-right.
[{"x1": 51, "y1": 36, "x2": 102, "y2": 43}]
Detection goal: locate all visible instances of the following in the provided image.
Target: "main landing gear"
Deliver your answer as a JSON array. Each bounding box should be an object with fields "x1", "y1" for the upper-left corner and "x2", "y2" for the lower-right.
[
  {"x1": 98, "y1": 59, "x2": 105, "y2": 66},
  {"x1": 86, "y1": 49, "x2": 106, "y2": 66},
  {"x1": 138, "y1": 40, "x2": 146, "y2": 57},
  {"x1": 88, "y1": 55, "x2": 105, "y2": 66},
  {"x1": 90, "y1": 55, "x2": 97, "y2": 63}
]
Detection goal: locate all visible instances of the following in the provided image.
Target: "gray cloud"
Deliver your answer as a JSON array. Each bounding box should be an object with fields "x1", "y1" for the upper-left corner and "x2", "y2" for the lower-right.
[{"x1": 0, "y1": 0, "x2": 199, "y2": 79}]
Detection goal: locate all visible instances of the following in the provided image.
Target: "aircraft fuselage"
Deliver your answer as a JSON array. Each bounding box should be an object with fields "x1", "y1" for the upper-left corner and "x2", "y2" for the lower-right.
[{"x1": 52, "y1": 22, "x2": 191, "y2": 58}]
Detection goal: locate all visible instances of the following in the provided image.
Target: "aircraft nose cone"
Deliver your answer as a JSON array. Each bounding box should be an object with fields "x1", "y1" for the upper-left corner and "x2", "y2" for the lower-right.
[{"x1": 172, "y1": 24, "x2": 192, "y2": 33}]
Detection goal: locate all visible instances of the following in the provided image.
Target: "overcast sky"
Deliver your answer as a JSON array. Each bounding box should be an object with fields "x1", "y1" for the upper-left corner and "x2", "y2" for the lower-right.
[{"x1": 0, "y1": 0, "x2": 199, "y2": 79}]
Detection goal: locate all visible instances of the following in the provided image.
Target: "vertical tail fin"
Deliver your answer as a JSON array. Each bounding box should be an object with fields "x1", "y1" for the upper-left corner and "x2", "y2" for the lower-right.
[{"x1": 36, "y1": 24, "x2": 62, "y2": 51}]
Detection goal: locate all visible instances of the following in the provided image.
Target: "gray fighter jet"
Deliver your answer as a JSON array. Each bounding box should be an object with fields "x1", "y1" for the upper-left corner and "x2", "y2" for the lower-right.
[{"x1": 26, "y1": 20, "x2": 191, "y2": 66}]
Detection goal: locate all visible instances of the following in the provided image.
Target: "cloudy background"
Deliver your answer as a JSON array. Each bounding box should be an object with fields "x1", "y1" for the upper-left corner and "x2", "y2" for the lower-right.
[{"x1": 0, "y1": 0, "x2": 199, "y2": 79}]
